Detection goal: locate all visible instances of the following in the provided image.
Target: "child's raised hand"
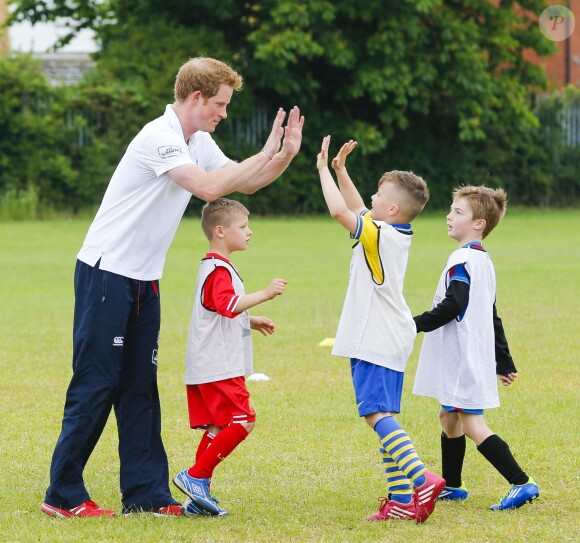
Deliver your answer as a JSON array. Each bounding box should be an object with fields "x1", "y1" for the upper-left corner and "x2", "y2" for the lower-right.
[
  {"x1": 317, "y1": 135, "x2": 331, "y2": 171},
  {"x1": 264, "y1": 278, "x2": 287, "y2": 300},
  {"x1": 332, "y1": 140, "x2": 357, "y2": 171}
]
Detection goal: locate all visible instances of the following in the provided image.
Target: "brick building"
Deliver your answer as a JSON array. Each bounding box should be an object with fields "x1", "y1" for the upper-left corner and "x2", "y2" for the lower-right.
[
  {"x1": 0, "y1": 0, "x2": 94, "y2": 84},
  {"x1": 524, "y1": 0, "x2": 580, "y2": 89},
  {"x1": 0, "y1": 0, "x2": 8, "y2": 56}
]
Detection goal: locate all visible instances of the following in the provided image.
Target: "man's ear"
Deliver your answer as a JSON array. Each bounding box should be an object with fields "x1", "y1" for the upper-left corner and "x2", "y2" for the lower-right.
[{"x1": 191, "y1": 90, "x2": 203, "y2": 104}]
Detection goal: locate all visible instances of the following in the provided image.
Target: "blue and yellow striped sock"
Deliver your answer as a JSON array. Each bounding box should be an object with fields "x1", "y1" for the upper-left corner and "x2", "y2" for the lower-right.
[
  {"x1": 375, "y1": 416, "x2": 427, "y2": 488},
  {"x1": 380, "y1": 447, "x2": 413, "y2": 504}
]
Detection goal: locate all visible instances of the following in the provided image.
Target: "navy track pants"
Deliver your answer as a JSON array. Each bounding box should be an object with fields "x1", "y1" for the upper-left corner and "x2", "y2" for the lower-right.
[{"x1": 44, "y1": 260, "x2": 177, "y2": 510}]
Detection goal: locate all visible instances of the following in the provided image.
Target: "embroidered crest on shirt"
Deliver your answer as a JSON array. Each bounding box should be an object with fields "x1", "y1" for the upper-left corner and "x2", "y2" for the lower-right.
[{"x1": 158, "y1": 145, "x2": 183, "y2": 159}]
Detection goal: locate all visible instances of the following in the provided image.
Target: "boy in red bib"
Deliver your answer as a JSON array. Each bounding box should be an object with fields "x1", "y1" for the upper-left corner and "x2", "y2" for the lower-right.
[{"x1": 173, "y1": 198, "x2": 286, "y2": 516}]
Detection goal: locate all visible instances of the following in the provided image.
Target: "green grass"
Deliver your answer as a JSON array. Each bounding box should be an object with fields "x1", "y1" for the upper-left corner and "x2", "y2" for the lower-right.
[{"x1": 0, "y1": 210, "x2": 579, "y2": 543}]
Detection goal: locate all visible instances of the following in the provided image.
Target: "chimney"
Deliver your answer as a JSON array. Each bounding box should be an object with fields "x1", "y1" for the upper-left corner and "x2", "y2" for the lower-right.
[{"x1": 0, "y1": 0, "x2": 9, "y2": 56}]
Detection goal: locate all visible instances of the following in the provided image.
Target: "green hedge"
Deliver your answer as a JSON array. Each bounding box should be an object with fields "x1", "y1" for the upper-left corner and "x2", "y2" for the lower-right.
[{"x1": 0, "y1": 55, "x2": 578, "y2": 220}]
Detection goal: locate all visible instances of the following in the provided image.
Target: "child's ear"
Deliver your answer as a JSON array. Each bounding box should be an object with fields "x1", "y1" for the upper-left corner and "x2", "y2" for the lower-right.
[
  {"x1": 215, "y1": 225, "x2": 225, "y2": 239},
  {"x1": 388, "y1": 203, "x2": 400, "y2": 216},
  {"x1": 474, "y1": 218, "x2": 486, "y2": 232}
]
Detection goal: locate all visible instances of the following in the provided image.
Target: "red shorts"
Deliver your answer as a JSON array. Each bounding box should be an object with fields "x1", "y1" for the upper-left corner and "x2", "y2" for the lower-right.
[{"x1": 186, "y1": 376, "x2": 256, "y2": 429}]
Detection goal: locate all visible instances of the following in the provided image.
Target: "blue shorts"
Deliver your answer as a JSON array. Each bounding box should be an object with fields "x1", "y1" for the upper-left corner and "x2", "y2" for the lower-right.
[
  {"x1": 441, "y1": 404, "x2": 484, "y2": 415},
  {"x1": 350, "y1": 358, "x2": 404, "y2": 417}
]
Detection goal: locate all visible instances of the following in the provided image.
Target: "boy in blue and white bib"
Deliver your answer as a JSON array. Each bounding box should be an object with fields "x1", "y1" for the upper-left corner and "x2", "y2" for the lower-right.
[{"x1": 413, "y1": 185, "x2": 539, "y2": 512}]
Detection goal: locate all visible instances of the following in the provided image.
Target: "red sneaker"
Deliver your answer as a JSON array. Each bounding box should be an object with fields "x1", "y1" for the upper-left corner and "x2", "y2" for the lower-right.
[
  {"x1": 152, "y1": 504, "x2": 182, "y2": 517},
  {"x1": 41, "y1": 500, "x2": 116, "y2": 518},
  {"x1": 368, "y1": 495, "x2": 422, "y2": 522},
  {"x1": 414, "y1": 471, "x2": 446, "y2": 521}
]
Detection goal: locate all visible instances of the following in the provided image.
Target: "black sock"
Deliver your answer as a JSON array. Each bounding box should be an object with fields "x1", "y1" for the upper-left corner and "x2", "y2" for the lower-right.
[
  {"x1": 441, "y1": 432, "x2": 466, "y2": 488},
  {"x1": 477, "y1": 434, "x2": 528, "y2": 485}
]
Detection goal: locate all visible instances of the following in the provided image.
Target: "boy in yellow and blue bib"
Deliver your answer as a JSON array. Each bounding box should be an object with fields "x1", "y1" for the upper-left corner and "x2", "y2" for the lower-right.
[{"x1": 316, "y1": 136, "x2": 444, "y2": 523}]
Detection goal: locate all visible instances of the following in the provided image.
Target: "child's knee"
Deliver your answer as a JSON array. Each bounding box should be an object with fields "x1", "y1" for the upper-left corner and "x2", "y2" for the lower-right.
[
  {"x1": 439, "y1": 409, "x2": 460, "y2": 433},
  {"x1": 242, "y1": 421, "x2": 255, "y2": 434},
  {"x1": 438, "y1": 408, "x2": 451, "y2": 426},
  {"x1": 364, "y1": 412, "x2": 393, "y2": 429}
]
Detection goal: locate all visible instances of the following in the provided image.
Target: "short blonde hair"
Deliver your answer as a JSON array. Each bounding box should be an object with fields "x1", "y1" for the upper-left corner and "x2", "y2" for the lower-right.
[
  {"x1": 201, "y1": 198, "x2": 250, "y2": 241},
  {"x1": 452, "y1": 185, "x2": 507, "y2": 238},
  {"x1": 174, "y1": 57, "x2": 243, "y2": 101},
  {"x1": 378, "y1": 170, "x2": 429, "y2": 221}
]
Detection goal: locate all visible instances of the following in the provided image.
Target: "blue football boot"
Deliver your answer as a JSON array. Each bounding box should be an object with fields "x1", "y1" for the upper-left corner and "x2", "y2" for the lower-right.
[
  {"x1": 438, "y1": 483, "x2": 469, "y2": 501},
  {"x1": 490, "y1": 478, "x2": 539, "y2": 511}
]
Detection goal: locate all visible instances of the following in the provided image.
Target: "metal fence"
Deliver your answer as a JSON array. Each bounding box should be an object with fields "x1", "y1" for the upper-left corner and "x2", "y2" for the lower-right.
[
  {"x1": 62, "y1": 101, "x2": 272, "y2": 151},
  {"x1": 537, "y1": 93, "x2": 580, "y2": 147},
  {"x1": 558, "y1": 102, "x2": 580, "y2": 146},
  {"x1": 227, "y1": 101, "x2": 272, "y2": 149}
]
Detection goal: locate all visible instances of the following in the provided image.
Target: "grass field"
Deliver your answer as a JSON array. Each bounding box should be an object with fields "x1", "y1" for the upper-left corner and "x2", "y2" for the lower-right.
[{"x1": 0, "y1": 210, "x2": 579, "y2": 543}]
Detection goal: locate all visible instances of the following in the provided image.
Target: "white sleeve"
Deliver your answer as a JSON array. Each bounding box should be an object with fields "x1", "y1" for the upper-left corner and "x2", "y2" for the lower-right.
[
  {"x1": 198, "y1": 132, "x2": 230, "y2": 172},
  {"x1": 138, "y1": 129, "x2": 193, "y2": 176}
]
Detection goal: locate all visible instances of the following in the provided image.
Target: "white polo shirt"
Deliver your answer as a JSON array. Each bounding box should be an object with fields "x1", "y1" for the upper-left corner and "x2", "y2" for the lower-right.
[{"x1": 77, "y1": 105, "x2": 229, "y2": 280}]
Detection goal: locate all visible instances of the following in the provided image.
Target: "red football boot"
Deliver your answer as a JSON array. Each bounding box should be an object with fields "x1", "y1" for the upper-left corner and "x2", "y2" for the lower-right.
[
  {"x1": 41, "y1": 500, "x2": 116, "y2": 518},
  {"x1": 414, "y1": 471, "x2": 446, "y2": 521},
  {"x1": 368, "y1": 494, "x2": 423, "y2": 523}
]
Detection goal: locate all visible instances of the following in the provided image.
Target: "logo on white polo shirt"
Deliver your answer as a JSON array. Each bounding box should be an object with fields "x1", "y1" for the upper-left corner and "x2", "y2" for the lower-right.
[
  {"x1": 113, "y1": 336, "x2": 124, "y2": 347},
  {"x1": 158, "y1": 145, "x2": 183, "y2": 159}
]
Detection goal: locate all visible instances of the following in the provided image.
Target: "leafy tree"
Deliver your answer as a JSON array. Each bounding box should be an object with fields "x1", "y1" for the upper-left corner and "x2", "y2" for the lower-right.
[{"x1": 9, "y1": 0, "x2": 562, "y2": 212}]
